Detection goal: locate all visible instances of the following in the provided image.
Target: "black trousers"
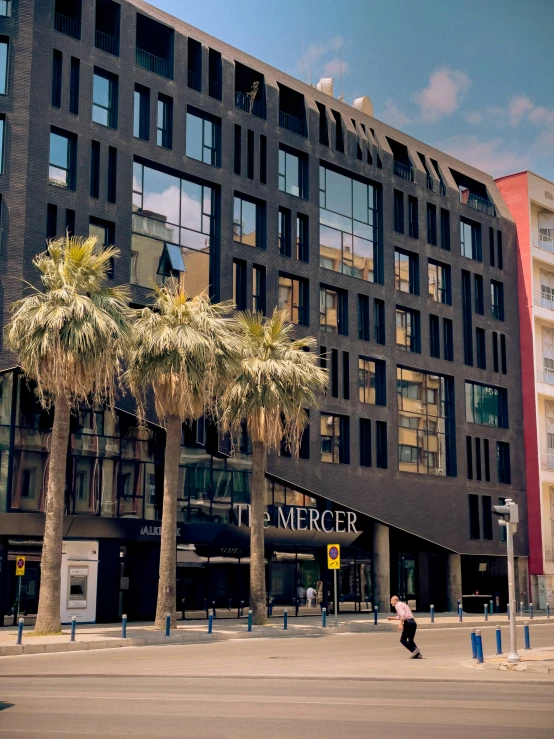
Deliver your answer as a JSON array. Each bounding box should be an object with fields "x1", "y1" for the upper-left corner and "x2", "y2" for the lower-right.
[{"x1": 400, "y1": 619, "x2": 418, "y2": 653}]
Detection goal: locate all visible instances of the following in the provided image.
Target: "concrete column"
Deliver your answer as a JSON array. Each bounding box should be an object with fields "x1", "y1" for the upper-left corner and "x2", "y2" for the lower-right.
[
  {"x1": 446, "y1": 553, "x2": 462, "y2": 612},
  {"x1": 373, "y1": 522, "x2": 390, "y2": 613}
]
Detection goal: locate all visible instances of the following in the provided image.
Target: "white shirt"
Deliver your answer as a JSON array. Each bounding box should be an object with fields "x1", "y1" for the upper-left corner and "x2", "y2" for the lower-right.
[{"x1": 306, "y1": 587, "x2": 316, "y2": 599}]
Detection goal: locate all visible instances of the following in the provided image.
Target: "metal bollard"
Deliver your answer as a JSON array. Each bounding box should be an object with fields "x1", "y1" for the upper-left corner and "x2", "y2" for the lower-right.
[
  {"x1": 430, "y1": 604, "x2": 435, "y2": 623},
  {"x1": 496, "y1": 627, "x2": 502, "y2": 655},
  {"x1": 484, "y1": 604, "x2": 488, "y2": 622},
  {"x1": 373, "y1": 607, "x2": 378, "y2": 626},
  {"x1": 458, "y1": 604, "x2": 463, "y2": 622},
  {"x1": 165, "y1": 613, "x2": 171, "y2": 637},
  {"x1": 208, "y1": 614, "x2": 213, "y2": 634},
  {"x1": 247, "y1": 609, "x2": 253, "y2": 632},
  {"x1": 16, "y1": 617, "x2": 23, "y2": 645},
  {"x1": 365, "y1": 598, "x2": 369, "y2": 610},
  {"x1": 457, "y1": 598, "x2": 461, "y2": 612},
  {"x1": 520, "y1": 601, "x2": 524, "y2": 619},
  {"x1": 489, "y1": 599, "x2": 494, "y2": 616},
  {"x1": 507, "y1": 603, "x2": 510, "y2": 620},
  {"x1": 530, "y1": 602, "x2": 533, "y2": 620},
  {"x1": 524, "y1": 621, "x2": 530, "y2": 650},
  {"x1": 322, "y1": 608, "x2": 327, "y2": 628},
  {"x1": 212, "y1": 602, "x2": 216, "y2": 618},
  {"x1": 470, "y1": 628, "x2": 477, "y2": 659},
  {"x1": 475, "y1": 629, "x2": 484, "y2": 664},
  {"x1": 547, "y1": 604, "x2": 551, "y2": 619},
  {"x1": 71, "y1": 616, "x2": 76, "y2": 642},
  {"x1": 283, "y1": 609, "x2": 288, "y2": 630},
  {"x1": 122, "y1": 614, "x2": 127, "y2": 639}
]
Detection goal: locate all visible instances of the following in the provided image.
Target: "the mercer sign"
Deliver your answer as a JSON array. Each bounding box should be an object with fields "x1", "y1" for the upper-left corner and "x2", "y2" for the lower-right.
[{"x1": 233, "y1": 504, "x2": 358, "y2": 533}]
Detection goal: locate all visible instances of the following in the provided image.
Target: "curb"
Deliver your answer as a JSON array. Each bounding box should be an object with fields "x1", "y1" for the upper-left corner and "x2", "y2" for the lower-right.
[{"x1": 463, "y1": 657, "x2": 554, "y2": 675}]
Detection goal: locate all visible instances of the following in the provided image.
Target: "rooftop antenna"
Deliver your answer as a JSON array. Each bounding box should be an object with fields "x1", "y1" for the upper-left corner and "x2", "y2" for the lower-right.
[
  {"x1": 338, "y1": 52, "x2": 344, "y2": 102},
  {"x1": 302, "y1": 36, "x2": 306, "y2": 83}
]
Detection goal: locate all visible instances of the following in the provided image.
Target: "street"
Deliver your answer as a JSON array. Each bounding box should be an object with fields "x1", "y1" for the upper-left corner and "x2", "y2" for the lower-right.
[{"x1": 0, "y1": 624, "x2": 552, "y2": 738}]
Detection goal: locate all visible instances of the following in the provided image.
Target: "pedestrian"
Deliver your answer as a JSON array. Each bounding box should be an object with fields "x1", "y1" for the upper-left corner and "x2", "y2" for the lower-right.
[
  {"x1": 297, "y1": 585, "x2": 306, "y2": 605},
  {"x1": 306, "y1": 584, "x2": 316, "y2": 607},
  {"x1": 387, "y1": 595, "x2": 422, "y2": 658}
]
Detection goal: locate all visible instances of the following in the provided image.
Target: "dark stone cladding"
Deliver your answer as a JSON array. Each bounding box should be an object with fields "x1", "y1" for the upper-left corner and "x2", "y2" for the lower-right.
[{"x1": 0, "y1": 0, "x2": 526, "y2": 557}]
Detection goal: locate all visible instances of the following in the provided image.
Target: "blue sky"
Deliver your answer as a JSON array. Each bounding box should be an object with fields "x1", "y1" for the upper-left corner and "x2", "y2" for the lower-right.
[{"x1": 155, "y1": 0, "x2": 554, "y2": 181}]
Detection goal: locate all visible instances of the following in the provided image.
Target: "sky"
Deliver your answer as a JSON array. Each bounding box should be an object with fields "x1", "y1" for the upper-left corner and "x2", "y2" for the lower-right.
[{"x1": 154, "y1": 0, "x2": 554, "y2": 181}]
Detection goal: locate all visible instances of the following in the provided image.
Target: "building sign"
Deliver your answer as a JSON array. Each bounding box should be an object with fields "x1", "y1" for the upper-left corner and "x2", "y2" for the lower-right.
[
  {"x1": 233, "y1": 504, "x2": 358, "y2": 533},
  {"x1": 140, "y1": 525, "x2": 182, "y2": 537}
]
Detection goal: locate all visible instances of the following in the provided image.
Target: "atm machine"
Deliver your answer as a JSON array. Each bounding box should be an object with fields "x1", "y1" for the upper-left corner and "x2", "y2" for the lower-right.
[{"x1": 60, "y1": 540, "x2": 99, "y2": 624}]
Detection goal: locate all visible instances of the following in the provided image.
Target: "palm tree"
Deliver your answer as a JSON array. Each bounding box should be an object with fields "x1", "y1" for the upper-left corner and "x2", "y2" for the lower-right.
[
  {"x1": 126, "y1": 284, "x2": 238, "y2": 630},
  {"x1": 221, "y1": 310, "x2": 328, "y2": 624},
  {"x1": 5, "y1": 235, "x2": 132, "y2": 634}
]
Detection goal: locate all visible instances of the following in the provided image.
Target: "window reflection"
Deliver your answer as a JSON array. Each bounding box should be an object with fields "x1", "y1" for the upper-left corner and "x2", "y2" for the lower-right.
[
  {"x1": 186, "y1": 110, "x2": 220, "y2": 167},
  {"x1": 233, "y1": 196, "x2": 258, "y2": 247}
]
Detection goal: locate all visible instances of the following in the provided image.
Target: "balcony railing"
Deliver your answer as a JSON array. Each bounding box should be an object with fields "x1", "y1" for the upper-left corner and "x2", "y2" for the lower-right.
[
  {"x1": 95, "y1": 29, "x2": 119, "y2": 56},
  {"x1": 393, "y1": 160, "x2": 414, "y2": 182},
  {"x1": 136, "y1": 48, "x2": 172, "y2": 80},
  {"x1": 209, "y1": 79, "x2": 222, "y2": 100},
  {"x1": 459, "y1": 190, "x2": 497, "y2": 217},
  {"x1": 279, "y1": 110, "x2": 308, "y2": 137},
  {"x1": 188, "y1": 69, "x2": 201, "y2": 92},
  {"x1": 541, "y1": 452, "x2": 554, "y2": 470},
  {"x1": 532, "y1": 231, "x2": 554, "y2": 254},
  {"x1": 533, "y1": 289, "x2": 554, "y2": 311},
  {"x1": 235, "y1": 91, "x2": 266, "y2": 119},
  {"x1": 54, "y1": 12, "x2": 79, "y2": 39},
  {"x1": 538, "y1": 365, "x2": 554, "y2": 385}
]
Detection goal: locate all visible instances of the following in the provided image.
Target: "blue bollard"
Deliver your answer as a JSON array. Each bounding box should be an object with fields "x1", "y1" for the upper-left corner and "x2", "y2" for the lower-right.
[
  {"x1": 496, "y1": 627, "x2": 502, "y2": 655},
  {"x1": 208, "y1": 614, "x2": 213, "y2": 634},
  {"x1": 530, "y1": 603, "x2": 533, "y2": 620},
  {"x1": 71, "y1": 616, "x2": 76, "y2": 642},
  {"x1": 16, "y1": 617, "x2": 23, "y2": 645},
  {"x1": 430, "y1": 604, "x2": 435, "y2": 624},
  {"x1": 490, "y1": 599, "x2": 494, "y2": 616},
  {"x1": 524, "y1": 622, "x2": 530, "y2": 650},
  {"x1": 458, "y1": 604, "x2": 463, "y2": 622},
  {"x1": 470, "y1": 628, "x2": 477, "y2": 659},
  {"x1": 165, "y1": 613, "x2": 171, "y2": 637},
  {"x1": 373, "y1": 607, "x2": 378, "y2": 626},
  {"x1": 122, "y1": 614, "x2": 127, "y2": 639},
  {"x1": 507, "y1": 603, "x2": 510, "y2": 620},
  {"x1": 547, "y1": 604, "x2": 550, "y2": 619},
  {"x1": 322, "y1": 608, "x2": 327, "y2": 628},
  {"x1": 247, "y1": 609, "x2": 253, "y2": 632},
  {"x1": 212, "y1": 602, "x2": 216, "y2": 618},
  {"x1": 283, "y1": 609, "x2": 288, "y2": 630},
  {"x1": 457, "y1": 598, "x2": 461, "y2": 612},
  {"x1": 484, "y1": 604, "x2": 488, "y2": 622},
  {"x1": 476, "y1": 629, "x2": 484, "y2": 664}
]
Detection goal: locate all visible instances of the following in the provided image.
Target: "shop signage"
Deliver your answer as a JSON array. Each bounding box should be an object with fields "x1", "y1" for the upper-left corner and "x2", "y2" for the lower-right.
[
  {"x1": 233, "y1": 504, "x2": 358, "y2": 533},
  {"x1": 139, "y1": 526, "x2": 182, "y2": 537}
]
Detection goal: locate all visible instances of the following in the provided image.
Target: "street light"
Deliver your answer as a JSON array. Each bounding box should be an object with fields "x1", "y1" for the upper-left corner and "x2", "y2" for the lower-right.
[{"x1": 492, "y1": 499, "x2": 520, "y2": 663}]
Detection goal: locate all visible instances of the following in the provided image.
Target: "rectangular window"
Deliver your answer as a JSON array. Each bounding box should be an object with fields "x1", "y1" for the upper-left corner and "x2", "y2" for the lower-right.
[
  {"x1": 358, "y1": 294, "x2": 370, "y2": 341},
  {"x1": 489, "y1": 227, "x2": 495, "y2": 267},
  {"x1": 474, "y1": 274, "x2": 484, "y2": 315},
  {"x1": 299, "y1": 412, "x2": 310, "y2": 460},
  {"x1": 69, "y1": 57, "x2": 80, "y2": 115},
  {"x1": 500, "y1": 334, "x2": 507, "y2": 374},
  {"x1": 331, "y1": 349, "x2": 338, "y2": 398},
  {"x1": 497, "y1": 231, "x2": 503, "y2": 269},
  {"x1": 491, "y1": 280, "x2": 504, "y2": 320},
  {"x1": 317, "y1": 101, "x2": 329, "y2": 146},
  {"x1": 46, "y1": 203, "x2": 57, "y2": 239},
  {"x1": 408, "y1": 195, "x2": 418, "y2": 239},
  {"x1": 395, "y1": 248, "x2": 419, "y2": 295},
  {"x1": 107, "y1": 146, "x2": 117, "y2": 204},
  {"x1": 260, "y1": 134, "x2": 267, "y2": 184},
  {"x1": 393, "y1": 189, "x2": 404, "y2": 234},
  {"x1": 52, "y1": 50, "x2": 63, "y2": 108},
  {"x1": 321, "y1": 413, "x2": 349, "y2": 464},
  {"x1": 233, "y1": 195, "x2": 262, "y2": 248},
  {"x1": 475, "y1": 437, "x2": 482, "y2": 481},
  {"x1": 332, "y1": 110, "x2": 344, "y2": 152},
  {"x1": 343, "y1": 351, "x2": 350, "y2": 399},
  {"x1": 376, "y1": 420, "x2": 387, "y2": 469},
  {"x1": 396, "y1": 307, "x2": 420, "y2": 353},
  {"x1": 0, "y1": 114, "x2": 4, "y2": 174},
  {"x1": 440, "y1": 208, "x2": 451, "y2": 251},
  {"x1": 429, "y1": 314, "x2": 440, "y2": 359},
  {"x1": 476, "y1": 327, "x2": 486, "y2": 369},
  {"x1": 497, "y1": 442, "x2": 511, "y2": 484},
  {"x1": 234, "y1": 124, "x2": 241, "y2": 175},
  {"x1": 278, "y1": 207, "x2": 291, "y2": 257},
  {"x1": 0, "y1": 2, "x2": 12, "y2": 17},
  {"x1": 0, "y1": 36, "x2": 8, "y2": 95},
  {"x1": 492, "y1": 331, "x2": 499, "y2": 372},
  {"x1": 296, "y1": 214, "x2": 309, "y2": 262},
  {"x1": 279, "y1": 274, "x2": 308, "y2": 326},
  {"x1": 65, "y1": 208, "x2": 75, "y2": 236},
  {"x1": 186, "y1": 108, "x2": 221, "y2": 167},
  {"x1": 252, "y1": 264, "x2": 266, "y2": 315},
  {"x1": 465, "y1": 382, "x2": 508, "y2": 428},
  {"x1": 279, "y1": 146, "x2": 308, "y2": 198},
  {"x1": 462, "y1": 270, "x2": 473, "y2": 366},
  {"x1": 157, "y1": 94, "x2": 172, "y2": 148},
  {"x1": 482, "y1": 495, "x2": 493, "y2": 539},
  {"x1": 247, "y1": 129, "x2": 254, "y2": 179},
  {"x1": 443, "y1": 318, "x2": 453, "y2": 361},
  {"x1": 428, "y1": 260, "x2": 450, "y2": 304},
  {"x1": 90, "y1": 139, "x2": 100, "y2": 198},
  {"x1": 461, "y1": 218, "x2": 482, "y2": 261},
  {"x1": 358, "y1": 357, "x2": 386, "y2": 406},
  {"x1": 374, "y1": 299, "x2": 385, "y2": 344},
  {"x1": 187, "y1": 37, "x2": 202, "y2": 92},
  {"x1": 469, "y1": 494, "x2": 480, "y2": 539},
  {"x1": 233, "y1": 259, "x2": 247, "y2": 310},
  {"x1": 427, "y1": 203, "x2": 437, "y2": 245},
  {"x1": 49, "y1": 128, "x2": 76, "y2": 190},
  {"x1": 484, "y1": 439, "x2": 490, "y2": 481},
  {"x1": 360, "y1": 419, "x2": 372, "y2": 467},
  {"x1": 93, "y1": 68, "x2": 118, "y2": 128},
  {"x1": 320, "y1": 285, "x2": 347, "y2": 335},
  {"x1": 466, "y1": 436, "x2": 473, "y2": 479}
]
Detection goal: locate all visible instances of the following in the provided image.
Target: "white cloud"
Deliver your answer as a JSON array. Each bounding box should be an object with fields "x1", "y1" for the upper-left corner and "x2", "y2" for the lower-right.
[
  {"x1": 465, "y1": 111, "x2": 484, "y2": 125},
  {"x1": 324, "y1": 57, "x2": 349, "y2": 76},
  {"x1": 412, "y1": 68, "x2": 471, "y2": 123},
  {"x1": 436, "y1": 135, "x2": 528, "y2": 177},
  {"x1": 379, "y1": 99, "x2": 411, "y2": 128},
  {"x1": 508, "y1": 95, "x2": 534, "y2": 126},
  {"x1": 298, "y1": 35, "x2": 345, "y2": 75}
]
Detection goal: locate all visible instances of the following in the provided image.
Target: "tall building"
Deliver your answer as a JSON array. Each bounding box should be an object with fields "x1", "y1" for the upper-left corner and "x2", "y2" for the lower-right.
[
  {"x1": 495, "y1": 171, "x2": 554, "y2": 610},
  {"x1": 0, "y1": 0, "x2": 527, "y2": 622}
]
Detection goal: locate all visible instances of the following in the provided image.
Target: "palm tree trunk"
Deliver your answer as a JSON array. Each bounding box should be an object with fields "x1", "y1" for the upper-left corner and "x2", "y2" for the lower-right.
[
  {"x1": 250, "y1": 440, "x2": 267, "y2": 625},
  {"x1": 34, "y1": 395, "x2": 70, "y2": 634},
  {"x1": 154, "y1": 414, "x2": 181, "y2": 629}
]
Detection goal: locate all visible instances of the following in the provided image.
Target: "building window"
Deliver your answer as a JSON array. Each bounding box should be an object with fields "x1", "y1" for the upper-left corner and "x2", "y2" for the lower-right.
[
  {"x1": 49, "y1": 128, "x2": 76, "y2": 190},
  {"x1": 133, "y1": 84, "x2": 150, "y2": 140},
  {"x1": 187, "y1": 37, "x2": 202, "y2": 92},
  {"x1": 358, "y1": 294, "x2": 370, "y2": 341},
  {"x1": 89, "y1": 216, "x2": 115, "y2": 276},
  {"x1": 319, "y1": 165, "x2": 380, "y2": 283},
  {"x1": 376, "y1": 420, "x2": 387, "y2": 468},
  {"x1": 466, "y1": 436, "x2": 473, "y2": 479},
  {"x1": 427, "y1": 203, "x2": 437, "y2": 245},
  {"x1": 252, "y1": 264, "x2": 266, "y2": 314},
  {"x1": 69, "y1": 57, "x2": 80, "y2": 115},
  {"x1": 484, "y1": 439, "x2": 491, "y2": 481},
  {"x1": 279, "y1": 274, "x2": 308, "y2": 326},
  {"x1": 491, "y1": 280, "x2": 504, "y2": 321},
  {"x1": 343, "y1": 351, "x2": 350, "y2": 399},
  {"x1": 46, "y1": 203, "x2": 57, "y2": 239},
  {"x1": 317, "y1": 101, "x2": 329, "y2": 146},
  {"x1": 279, "y1": 146, "x2": 308, "y2": 199},
  {"x1": 320, "y1": 413, "x2": 349, "y2": 464},
  {"x1": 186, "y1": 108, "x2": 221, "y2": 167},
  {"x1": 489, "y1": 227, "x2": 495, "y2": 267},
  {"x1": 92, "y1": 68, "x2": 118, "y2": 128},
  {"x1": 0, "y1": 36, "x2": 8, "y2": 95},
  {"x1": 358, "y1": 357, "x2": 386, "y2": 406},
  {"x1": 408, "y1": 196, "x2": 418, "y2": 239},
  {"x1": 497, "y1": 231, "x2": 503, "y2": 269},
  {"x1": 460, "y1": 218, "x2": 482, "y2": 261},
  {"x1": 296, "y1": 214, "x2": 309, "y2": 262},
  {"x1": 482, "y1": 495, "x2": 493, "y2": 539},
  {"x1": 260, "y1": 134, "x2": 267, "y2": 184},
  {"x1": 90, "y1": 140, "x2": 100, "y2": 198},
  {"x1": 396, "y1": 307, "x2": 420, "y2": 353},
  {"x1": 332, "y1": 109, "x2": 344, "y2": 152},
  {"x1": 429, "y1": 314, "x2": 440, "y2": 359},
  {"x1": 397, "y1": 367, "x2": 454, "y2": 476},
  {"x1": 157, "y1": 94, "x2": 172, "y2": 148},
  {"x1": 476, "y1": 327, "x2": 486, "y2": 369},
  {"x1": 374, "y1": 299, "x2": 385, "y2": 344},
  {"x1": 474, "y1": 274, "x2": 484, "y2": 315},
  {"x1": 0, "y1": 2, "x2": 12, "y2": 17},
  {"x1": 440, "y1": 208, "x2": 450, "y2": 251},
  {"x1": 465, "y1": 381, "x2": 508, "y2": 428},
  {"x1": 65, "y1": 208, "x2": 75, "y2": 236},
  {"x1": 278, "y1": 207, "x2": 291, "y2": 257},
  {"x1": 320, "y1": 285, "x2": 347, "y2": 335},
  {"x1": 247, "y1": 129, "x2": 254, "y2": 179},
  {"x1": 299, "y1": 412, "x2": 310, "y2": 460},
  {"x1": 360, "y1": 419, "x2": 372, "y2": 467},
  {"x1": 469, "y1": 494, "x2": 480, "y2": 539},
  {"x1": 395, "y1": 248, "x2": 418, "y2": 295},
  {"x1": 497, "y1": 442, "x2": 511, "y2": 484},
  {"x1": 428, "y1": 260, "x2": 450, "y2": 303},
  {"x1": 393, "y1": 189, "x2": 404, "y2": 234},
  {"x1": 233, "y1": 259, "x2": 247, "y2": 310},
  {"x1": 0, "y1": 114, "x2": 5, "y2": 174},
  {"x1": 443, "y1": 318, "x2": 453, "y2": 361},
  {"x1": 233, "y1": 195, "x2": 262, "y2": 248},
  {"x1": 107, "y1": 146, "x2": 117, "y2": 204},
  {"x1": 462, "y1": 270, "x2": 473, "y2": 366},
  {"x1": 52, "y1": 50, "x2": 63, "y2": 108},
  {"x1": 500, "y1": 334, "x2": 507, "y2": 374}
]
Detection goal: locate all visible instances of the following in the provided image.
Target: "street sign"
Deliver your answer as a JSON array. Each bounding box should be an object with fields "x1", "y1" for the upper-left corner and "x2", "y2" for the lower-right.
[
  {"x1": 15, "y1": 556, "x2": 25, "y2": 577},
  {"x1": 327, "y1": 544, "x2": 340, "y2": 570}
]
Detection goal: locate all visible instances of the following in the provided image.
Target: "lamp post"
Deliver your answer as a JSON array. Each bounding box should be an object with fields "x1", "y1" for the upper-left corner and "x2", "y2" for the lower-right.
[{"x1": 493, "y1": 499, "x2": 520, "y2": 663}]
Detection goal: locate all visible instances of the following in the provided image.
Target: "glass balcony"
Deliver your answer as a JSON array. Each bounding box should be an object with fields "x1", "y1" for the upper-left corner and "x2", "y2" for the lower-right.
[
  {"x1": 235, "y1": 91, "x2": 266, "y2": 119},
  {"x1": 279, "y1": 110, "x2": 307, "y2": 137},
  {"x1": 393, "y1": 160, "x2": 414, "y2": 182},
  {"x1": 136, "y1": 48, "x2": 172, "y2": 80},
  {"x1": 532, "y1": 231, "x2": 554, "y2": 254},
  {"x1": 95, "y1": 29, "x2": 119, "y2": 56},
  {"x1": 459, "y1": 190, "x2": 496, "y2": 217}
]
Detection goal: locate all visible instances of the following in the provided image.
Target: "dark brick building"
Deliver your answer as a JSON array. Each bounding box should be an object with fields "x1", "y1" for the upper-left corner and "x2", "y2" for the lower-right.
[{"x1": 0, "y1": 0, "x2": 528, "y2": 622}]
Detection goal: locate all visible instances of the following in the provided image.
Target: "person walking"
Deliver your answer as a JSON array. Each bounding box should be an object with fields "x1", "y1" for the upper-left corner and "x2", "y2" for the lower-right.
[
  {"x1": 306, "y1": 585, "x2": 316, "y2": 607},
  {"x1": 387, "y1": 595, "x2": 422, "y2": 658}
]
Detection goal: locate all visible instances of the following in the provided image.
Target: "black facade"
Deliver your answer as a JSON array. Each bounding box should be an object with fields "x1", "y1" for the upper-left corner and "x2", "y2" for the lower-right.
[{"x1": 0, "y1": 0, "x2": 528, "y2": 621}]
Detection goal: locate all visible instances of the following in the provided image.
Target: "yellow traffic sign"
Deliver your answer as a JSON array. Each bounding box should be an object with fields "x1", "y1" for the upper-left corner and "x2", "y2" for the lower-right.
[
  {"x1": 327, "y1": 544, "x2": 340, "y2": 570},
  {"x1": 15, "y1": 556, "x2": 25, "y2": 576}
]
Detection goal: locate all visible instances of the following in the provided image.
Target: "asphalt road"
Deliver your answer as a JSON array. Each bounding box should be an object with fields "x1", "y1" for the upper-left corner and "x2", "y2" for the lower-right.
[{"x1": 0, "y1": 624, "x2": 553, "y2": 738}]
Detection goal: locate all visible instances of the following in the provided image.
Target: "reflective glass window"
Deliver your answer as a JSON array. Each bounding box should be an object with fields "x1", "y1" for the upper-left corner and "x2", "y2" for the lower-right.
[
  {"x1": 186, "y1": 111, "x2": 220, "y2": 167},
  {"x1": 0, "y1": 116, "x2": 4, "y2": 174},
  {"x1": 0, "y1": 37, "x2": 8, "y2": 95},
  {"x1": 233, "y1": 196, "x2": 258, "y2": 247},
  {"x1": 49, "y1": 130, "x2": 73, "y2": 189},
  {"x1": 465, "y1": 381, "x2": 508, "y2": 428},
  {"x1": 278, "y1": 147, "x2": 306, "y2": 198},
  {"x1": 93, "y1": 70, "x2": 117, "y2": 128}
]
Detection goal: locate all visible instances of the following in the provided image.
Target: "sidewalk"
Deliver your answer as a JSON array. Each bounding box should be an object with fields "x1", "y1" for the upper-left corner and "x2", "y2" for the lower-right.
[{"x1": 465, "y1": 646, "x2": 554, "y2": 674}]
